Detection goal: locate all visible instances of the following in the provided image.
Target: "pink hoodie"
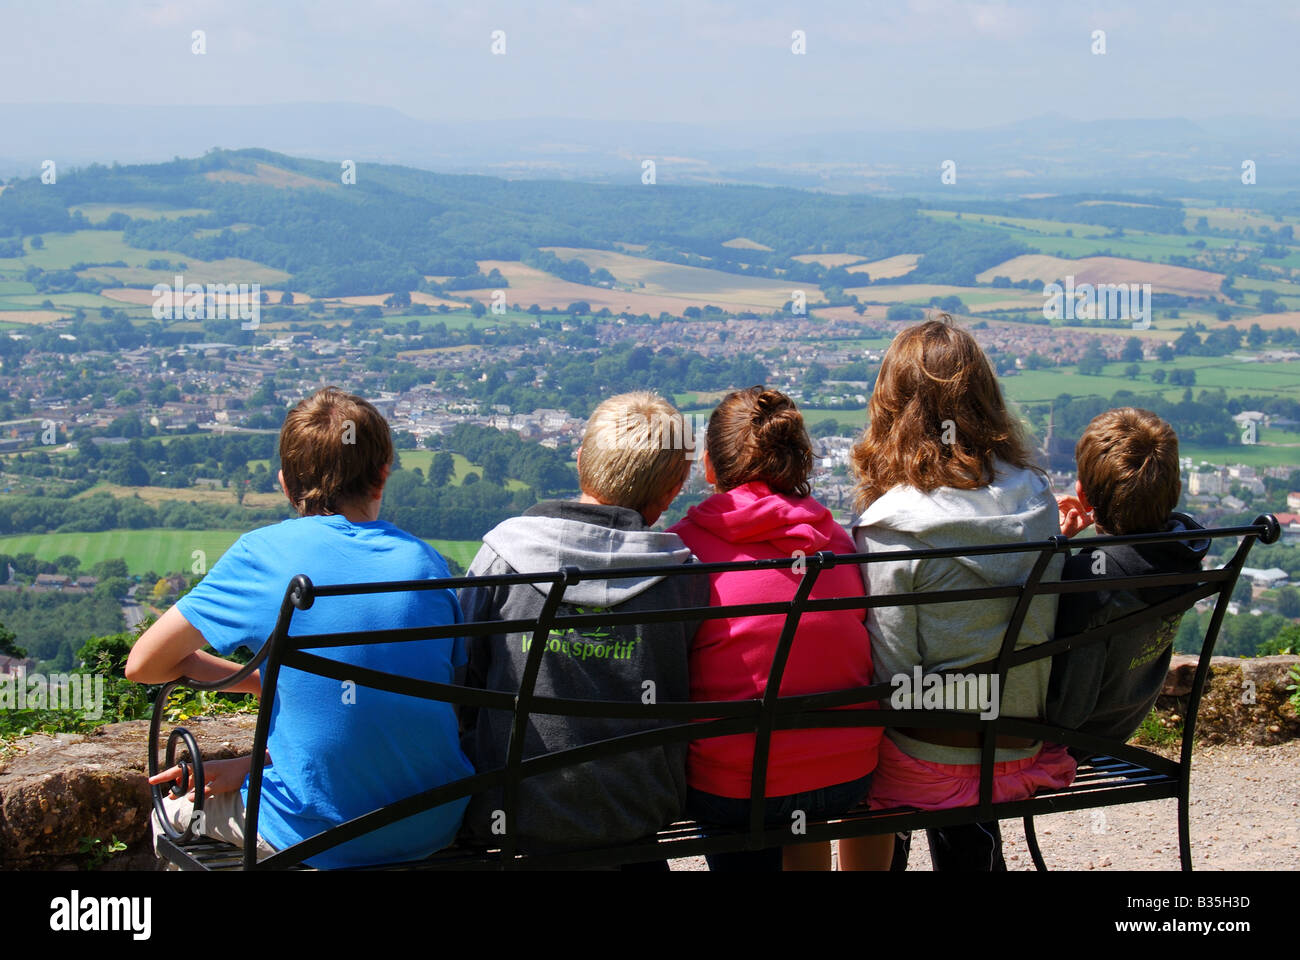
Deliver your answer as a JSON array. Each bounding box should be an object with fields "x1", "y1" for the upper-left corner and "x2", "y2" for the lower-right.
[{"x1": 669, "y1": 481, "x2": 880, "y2": 799}]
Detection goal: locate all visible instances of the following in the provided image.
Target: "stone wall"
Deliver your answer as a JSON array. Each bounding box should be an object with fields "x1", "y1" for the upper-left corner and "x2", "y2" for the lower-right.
[
  {"x1": 1159, "y1": 655, "x2": 1300, "y2": 746},
  {"x1": 0, "y1": 715, "x2": 256, "y2": 871}
]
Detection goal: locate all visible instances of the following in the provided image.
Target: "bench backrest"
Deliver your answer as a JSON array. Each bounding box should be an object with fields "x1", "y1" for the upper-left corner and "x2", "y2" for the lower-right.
[{"x1": 167, "y1": 514, "x2": 1281, "y2": 869}]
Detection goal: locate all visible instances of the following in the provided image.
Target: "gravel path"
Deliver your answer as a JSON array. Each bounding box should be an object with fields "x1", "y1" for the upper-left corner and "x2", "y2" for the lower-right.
[{"x1": 668, "y1": 742, "x2": 1300, "y2": 871}]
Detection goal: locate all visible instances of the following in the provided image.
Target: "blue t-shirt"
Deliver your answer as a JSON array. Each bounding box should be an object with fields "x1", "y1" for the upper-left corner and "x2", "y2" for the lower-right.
[{"x1": 176, "y1": 514, "x2": 474, "y2": 868}]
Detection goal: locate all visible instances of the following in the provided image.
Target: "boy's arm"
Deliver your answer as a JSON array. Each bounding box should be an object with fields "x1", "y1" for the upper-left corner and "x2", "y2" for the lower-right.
[
  {"x1": 148, "y1": 752, "x2": 272, "y2": 799},
  {"x1": 458, "y1": 587, "x2": 492, "y2": 688},
  {"x1": 125, "y1": 605, "x2": 261, "y2": 695},
  {"x1": 455, "y1": 545, "x2": 506, "y2": 736},
  {"x1": 1045, "y1": 633, "x2": 1108, "y2": 731},
  {"x1": 455, "y1": 585, "x2": 495, "y2": 740},
  {"x1": 1046, "y1": 551, "x2": 1111, "y2": 729}
]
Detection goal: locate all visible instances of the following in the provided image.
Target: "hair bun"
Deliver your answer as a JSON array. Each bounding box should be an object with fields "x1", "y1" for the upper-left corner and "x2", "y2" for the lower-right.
[
  {"x1": 710, "y1": 385, "x2": 813, "y2": 499},
  {"x1": 752, "y1": 389, "x2": 788, "y2": 425}
]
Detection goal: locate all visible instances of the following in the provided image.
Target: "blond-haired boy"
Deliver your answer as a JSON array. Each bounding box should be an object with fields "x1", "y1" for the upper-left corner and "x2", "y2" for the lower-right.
[{"x1": 458, "y1": 391, "x2": 707, "y2": 856}]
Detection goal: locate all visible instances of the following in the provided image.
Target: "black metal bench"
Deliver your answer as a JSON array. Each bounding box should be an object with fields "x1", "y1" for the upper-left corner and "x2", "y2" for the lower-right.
[{"x1": 148, "y1": 513, "x2": 1281, "y2": 871}]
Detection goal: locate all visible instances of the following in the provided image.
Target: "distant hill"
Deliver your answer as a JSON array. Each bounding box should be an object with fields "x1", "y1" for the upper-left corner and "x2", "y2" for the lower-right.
[
  {"x1": 3, "y1": 104, "x2": 1300, "y2": 193},
  {"x1": 0, "y1": 148, "x2": 1028, "y2": 296}
]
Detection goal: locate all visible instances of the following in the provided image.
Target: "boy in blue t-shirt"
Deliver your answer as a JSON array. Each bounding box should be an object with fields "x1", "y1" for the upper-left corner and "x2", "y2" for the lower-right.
[{"x1": 126, "y1": 387, "x2": 472, "y2": 868}]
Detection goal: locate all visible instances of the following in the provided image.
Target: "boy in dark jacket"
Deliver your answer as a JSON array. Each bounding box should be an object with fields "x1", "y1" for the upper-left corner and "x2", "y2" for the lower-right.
[
  {"x1": 458, "y1": 391, "x2": 707, "y2": 855},
  {"x1": 1048, "y1": 408, "x2": 1210, "y2": 742}
]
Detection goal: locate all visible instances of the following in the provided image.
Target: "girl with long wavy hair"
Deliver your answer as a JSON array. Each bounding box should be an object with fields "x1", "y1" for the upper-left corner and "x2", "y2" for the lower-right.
[{"x1": 842, "y1": 317, "x2": 1075, "y2": 872}]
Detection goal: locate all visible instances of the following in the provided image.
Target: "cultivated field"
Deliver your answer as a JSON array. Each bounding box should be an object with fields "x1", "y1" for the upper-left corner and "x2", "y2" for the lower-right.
[
  {"x1": 329, "y1": 291, "x2": 469, "y2": 309},
  {"x1": 846, "y1": 254, "x2": 920, "y2": 278},
  {"x1": 810, "y1": 304, "x2": 894, "y2": 323},
  {"x1": 1182, "y1": 206, "x2": 1300, "y2": 233},
  {"x1": 843, "y1": 282, "x2": 1043, "y2": 312},
  {"x1": 465, "y1": 258, "x2": 813, "y2": 314},
  {"x1": 82, "y1": 255, "x2": 291, "y2": 288},
  {"x1": 977, "y1": 254, "x2": 1224, "y2": 298},
  {"x1": 539, "y1": 247, "x2": 813, "y2": 304},
  {"x1": 203, "y1": 161, "x2": 338, "y2": 190},
  {"x1": 100, "y1": 285, "x2": 306, "y2": 310},
  {"x1": 1238, "y1": 309, "x2": 1300, "y2": 331},
  {"x1": 0, "y1": 529, "x2": 482, "y2": 576},
  {"x1": 0, "y1": 309, "x2": 64, "y2": 325},
  {"x1": 792, "y1": 253, "x2": 868, "y2": 267},
  {"x1": 74, "y1": 483, "x2": 287, "y2": 509}
]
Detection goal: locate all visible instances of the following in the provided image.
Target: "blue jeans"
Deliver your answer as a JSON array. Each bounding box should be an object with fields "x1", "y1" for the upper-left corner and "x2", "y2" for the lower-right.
[{"x1": 687, "y1": 773, "x2": 873, "y2": 871}]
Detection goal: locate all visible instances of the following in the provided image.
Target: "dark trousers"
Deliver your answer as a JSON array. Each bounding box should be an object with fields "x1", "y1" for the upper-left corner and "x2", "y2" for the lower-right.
[
  {"x1": 688, "y1": 773, "x2": 875, "y2": 872},
  {"x1": 892, "y1": 822, "x2": 1006, "y2": 871}
]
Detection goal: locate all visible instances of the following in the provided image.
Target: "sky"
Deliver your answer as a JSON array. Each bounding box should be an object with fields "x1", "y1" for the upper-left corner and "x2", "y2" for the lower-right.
[{"x1": 0, "y1": 0, "x2": 1296, "y2": 131}]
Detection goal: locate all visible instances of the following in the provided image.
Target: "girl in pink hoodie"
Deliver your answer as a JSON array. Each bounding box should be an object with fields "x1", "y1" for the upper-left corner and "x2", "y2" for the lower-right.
[{"x1": 669, "y1": 387, "x2": 888, "y2": 871}]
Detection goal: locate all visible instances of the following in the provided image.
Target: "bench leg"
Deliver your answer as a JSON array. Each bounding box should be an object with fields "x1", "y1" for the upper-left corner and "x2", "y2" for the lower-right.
[
  {"x1": 1022, "y1": 816, "x2": 1047, "y2": 872},
  {"x1": 1178, "y1": 791, "x2": 1193, "y2": 872}
]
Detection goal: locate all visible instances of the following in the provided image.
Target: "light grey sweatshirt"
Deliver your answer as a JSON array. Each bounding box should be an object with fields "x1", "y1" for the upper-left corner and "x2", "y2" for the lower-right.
[{"x1": 850, "y1": 462, "x2": 1063, "y2": 765}]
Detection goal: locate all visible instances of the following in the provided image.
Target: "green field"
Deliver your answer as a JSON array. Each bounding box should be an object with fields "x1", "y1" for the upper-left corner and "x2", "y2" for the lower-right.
[
  {"x1": 1001, "y1": 356, "x2": 1300, "y2": 406},
  {"x1": 0, "y1": 230, "x2": 291, "y2": 288},
  {"x1": 0, "y1": 529, "x2": 482, "y2": 576},
  {"x1": 1181, "y1": 444, "x2": 1300, "y2": 469},
  {"x1": 0, "y1": 529, "x2": 251, "y2": 576},
  {"x1": 0, "y1": 230, "x2": 175, "y2": 270},
  {"x1": 69, "y1": 203, "x2": 210, "y2": 223},
  {"x1": 395, "y1": 450, "x2": 530, "y2": 490},
  {"x1": 0, "y1": 292, "x2": 120, "y2": 310},
  {"x1": 923, "y1": 210, "x2": 1250, "y2": 264},
  {"x1": 794, "y1": 407, "x2": 868, "y2": 430},
  {"x1": 1182, "y1": 206, "x2": 1300, "y2": 233}
]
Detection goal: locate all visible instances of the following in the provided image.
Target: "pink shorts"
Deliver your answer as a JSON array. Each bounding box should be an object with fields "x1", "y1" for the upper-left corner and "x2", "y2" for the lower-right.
[{"x1": 867, "y1": 736, "x2": 1076, "y2": 811}]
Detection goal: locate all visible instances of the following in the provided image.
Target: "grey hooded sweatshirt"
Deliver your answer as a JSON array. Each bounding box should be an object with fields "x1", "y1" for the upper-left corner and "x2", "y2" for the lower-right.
[
  {"x1": 458, "y1": 500, "x2": 709, "y2": 852},
  {"x1": 851, "y1": 461, "x2": 1063, "y2": 766},
  {"x1": 1046, "y1": 511, "x2": 1210, "y2": 742}
]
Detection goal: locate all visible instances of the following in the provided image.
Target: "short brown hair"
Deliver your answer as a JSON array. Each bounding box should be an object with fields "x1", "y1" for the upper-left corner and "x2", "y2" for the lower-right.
[
  {"x1": 578, "y1": 391, "x2": 692, "y2": 514},
  {"x1": 851, "y1": 317, "x2": 1040, "y2": 511},
  {"x1": 706, "y1": 386, "x2": 813, "y2": 498},
  {"x1": 1075, "y1": 407, "x2": 1180, "y2": 535},
  {"x1": 279, "y1": 387, "x2": 393, "y2": 516}
]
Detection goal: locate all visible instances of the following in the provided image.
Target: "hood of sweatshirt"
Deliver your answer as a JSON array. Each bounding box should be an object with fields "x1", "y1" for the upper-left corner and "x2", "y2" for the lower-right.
[
  {"x1": 1082, "y1": 511, "x2": 1211, "y2": 600},
  {"x1": 479, "y1": 500, "x2": 695, "y2": 607},
  {"x1": 852, "y1": 462, "x2": 1059, "y2": 582},
  {"x1": 678, "y1": 481, "x2": 843, "y2": 556}
]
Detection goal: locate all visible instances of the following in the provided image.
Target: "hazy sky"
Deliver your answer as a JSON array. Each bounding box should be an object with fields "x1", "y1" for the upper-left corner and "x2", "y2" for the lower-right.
[{"x1": 2, "y1": 0, "x2": 1297, "y2": 130}]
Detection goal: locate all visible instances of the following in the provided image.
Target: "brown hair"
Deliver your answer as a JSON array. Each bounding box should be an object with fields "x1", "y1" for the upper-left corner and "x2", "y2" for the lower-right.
[
  {"x1": 851, "y1": 316, "x2": 1039, "y2": 511},
  {"x1": 706, "y1": 386, "x2": 814, "y2": 498},
  {"x1": 1075, "y1": 407, "x2": 1180, "y2": 535},
  {"x1": 578, "y1": 391, "x2": 693, "y2": 515},
  {"x1": 279, "y1": 387, "x2": 393, "y2": 516}
]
